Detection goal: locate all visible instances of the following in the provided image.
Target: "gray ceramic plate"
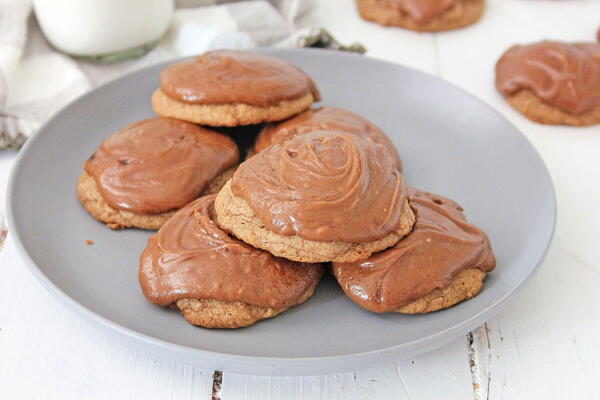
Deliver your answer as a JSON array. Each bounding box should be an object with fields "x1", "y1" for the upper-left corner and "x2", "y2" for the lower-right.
[{"x1": 7, "y1": 49, "x2": 555, "y2": 376}]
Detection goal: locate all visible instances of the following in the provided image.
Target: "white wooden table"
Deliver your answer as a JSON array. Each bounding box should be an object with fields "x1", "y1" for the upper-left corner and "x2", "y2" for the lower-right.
[{"x1": 2, "y1": 1, "x2": 600, "y2": 398}]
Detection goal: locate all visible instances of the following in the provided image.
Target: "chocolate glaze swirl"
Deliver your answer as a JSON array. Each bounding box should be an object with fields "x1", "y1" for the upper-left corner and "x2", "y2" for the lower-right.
[
  {"x1": 255, "y1": 107, "x2": 402, "y2": 170},
  {"x1": 496, "y1": 41, "x2": 600, "y2": 115},
  {"x1": 160, "y1": 50, "x2": 321, "y2": 106},
  {"x1": 139, "y1": 195, "x2": 324, "y2": 308},
  {"x1": 383, "y1": 0, "x2": 455, "y2": 23},
  {"x1": 232, "y1": 131, "x2": 406, "y2": 243},
  {"x1": 85, "y1": 118, "x2": 238, "y2": 215},
  {"x1": 332, "y1": 188, "x2": 496, "y2": 313}
]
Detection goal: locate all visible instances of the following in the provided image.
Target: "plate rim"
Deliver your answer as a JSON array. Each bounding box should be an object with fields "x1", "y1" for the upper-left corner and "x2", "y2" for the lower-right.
[{"x1": 6, "y1": 47, "x2": 557, "y2": 375}]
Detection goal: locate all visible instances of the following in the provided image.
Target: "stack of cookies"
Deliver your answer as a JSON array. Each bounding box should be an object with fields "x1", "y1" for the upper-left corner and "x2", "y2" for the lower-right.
[{"x1": 77, "y1": 50, "x2": 496, "y2": 329}]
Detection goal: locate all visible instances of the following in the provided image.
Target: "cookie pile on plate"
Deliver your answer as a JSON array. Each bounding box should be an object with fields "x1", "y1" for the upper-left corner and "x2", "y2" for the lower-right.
[{"x1": 77, "y1": 50, "x2": 496, "y2": 329}]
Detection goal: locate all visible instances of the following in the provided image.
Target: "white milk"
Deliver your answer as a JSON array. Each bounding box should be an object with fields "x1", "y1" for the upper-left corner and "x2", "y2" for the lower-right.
[{"x1": 33, "y1": 0, "x2": 174, "y2": 58}]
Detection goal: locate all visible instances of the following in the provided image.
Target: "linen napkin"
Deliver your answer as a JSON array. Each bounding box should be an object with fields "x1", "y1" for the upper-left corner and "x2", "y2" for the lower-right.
[{"x1": 0, "y1": 0, "x2": 364, "y2": 150}]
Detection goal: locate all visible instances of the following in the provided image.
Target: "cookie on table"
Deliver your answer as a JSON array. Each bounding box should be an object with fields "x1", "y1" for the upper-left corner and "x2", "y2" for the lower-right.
[
  {"x1": 332, "y1": 188, "x2": 496, "y2": 314},
  {"x1": 139, "y1": 195, "x2": 324, "y2": 329},
  {"x1": 496, "y1": 41, "x2": 600, "y2": 126},
  {"x1": 357, "y1": 0, "x2": 484, "y2": 32},
  {"x1": 78, "y1": 117, "x2": 239, "y2": 230},
  {"x1": 251, "y1": 106, "x2": 402, "y2": 170},
  {"x1": 152, "y1": 50, "x2": 321, "y2": 127},
  {"x1": 215, "y1": 131, "x2": 415, "y2": 263}
]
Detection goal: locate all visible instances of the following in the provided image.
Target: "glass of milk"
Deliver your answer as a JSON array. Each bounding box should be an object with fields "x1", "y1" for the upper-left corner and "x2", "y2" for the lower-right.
[{"x1": 33, "y1": 0, "x2": 174, "y2": 63}]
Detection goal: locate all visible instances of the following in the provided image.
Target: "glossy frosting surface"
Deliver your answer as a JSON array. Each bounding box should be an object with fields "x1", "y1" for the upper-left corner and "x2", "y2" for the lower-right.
[
  {"x1": 384, "y1": 0, "x2": 455, "y2": 23},
  {"x1": 160, "y1": 50, "x2": 320, "y2": 106},
  {"x1": 85, "y1": 118, "x2": 238, "y2": 215},
  {"x1": 496, "y1": 41, "x2": 600, "y2": 114},
  {"x1": 232, "y1": 131, "x2": 407, "y2": 243},
  {"x1": 332, "y1": 188, "x2": 496, "y2": 313},
  {"x1": 254, "y1": 107, "x2": 401, "y2": 169},
  {"x1": 139, "y1": 195, "x2": 323, "y2": 308}
]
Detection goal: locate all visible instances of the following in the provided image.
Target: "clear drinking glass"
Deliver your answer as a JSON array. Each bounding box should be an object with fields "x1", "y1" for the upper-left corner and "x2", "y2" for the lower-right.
[{"x1": 33, "y1": 0, "x2": 175, "y2": 63}]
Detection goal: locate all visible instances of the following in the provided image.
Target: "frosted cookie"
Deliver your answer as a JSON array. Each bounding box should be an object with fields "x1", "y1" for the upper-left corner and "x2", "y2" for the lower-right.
[
  {"x1": 152, "y1": 50, "x2": 321, "y2": 126},
  {"x1": 78, "y1": 117, "x2": 238, "y2": 230},
  {"x1": 139, "y1": 195, "x2": 324, "y2": 329},
  {"x1": 496, "y1": 41, "x2": 600, "y2": 126},
  {"x1": 251, "y1": 106, "x2": 402, "y2": 170},
  {"x1": 215, "y1": 131, "x2": 415, "y2": 263},
  {"x1": 332, "y1": 188, "x2": 496, "y2": 314},
  {"x1": 357, "y1": 0, "x2": 484, "y2": 32}
]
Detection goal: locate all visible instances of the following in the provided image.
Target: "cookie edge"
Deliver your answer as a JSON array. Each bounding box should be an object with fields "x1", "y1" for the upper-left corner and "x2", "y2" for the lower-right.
[
  {"x1": 395, "y1": 268, "x2": 487, "y2": 314},
  {"x1": 174, "y1": 276, "x2": 320, "y2": 328},
  {"x1": 152, "y1": 89, "x2": 315, "y2": 127},
  {"x1": 77, "y1": 167, "x2": 236, "y2": 230},
  {"x1": 505, "y1": 89, "x2": 600, "y2": 126},
  {"x1": 214, "y1": 180, "x2": 415, "y2": 263}
]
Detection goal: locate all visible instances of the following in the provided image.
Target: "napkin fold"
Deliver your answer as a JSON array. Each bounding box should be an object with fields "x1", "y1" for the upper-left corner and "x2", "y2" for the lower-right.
[{"x1": 0, "y1": 0, "x2": 364, "y2": 150}]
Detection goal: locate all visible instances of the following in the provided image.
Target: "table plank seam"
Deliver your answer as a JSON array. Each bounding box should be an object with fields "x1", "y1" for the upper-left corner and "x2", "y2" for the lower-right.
[
  {"x1": 212, "y1": 370, "x2": 223, "y2": 400},
  {"x1": 469, "y1": 324, "x2": 496, "y2": 400},
  {"x1": 468, "y1": 331, "x2": 482, "y2": 400}
]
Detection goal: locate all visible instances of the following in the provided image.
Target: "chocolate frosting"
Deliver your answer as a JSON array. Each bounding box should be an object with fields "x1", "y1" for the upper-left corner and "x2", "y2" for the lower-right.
[
  {"x1": 332, "y1": 188, "x2": 496, "y2": 313},
  {"x1": 85, "y1": 118, "x2": 238, "y2": 215},
  {"x1": 232, "y1": 131, "x2": 407, "y2": 243},
  {"x1": 139, "y1": 195, "x2": 324, "y2": 308},
  {"x1": 159, "y1": 50, "x2": 321, "y2": 106},
  {"x1": 254, "y1": 107, "x2": 402, "y2": 169},
  {"x1": 496, "y1": 41, "x2": 600, "y2": 115},
  {"x1": 383, "y1": 0, "x2": 455, "y2": 23}
]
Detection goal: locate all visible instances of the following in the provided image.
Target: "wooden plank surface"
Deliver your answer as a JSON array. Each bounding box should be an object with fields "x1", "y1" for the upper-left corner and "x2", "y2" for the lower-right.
[
  {"x1": 221, "y1": 338, "x2": 475, "y2": 399},
  {"x1": 0, "y1": 237, "x2": 215, "y2": 399},
  {"x1": 470, "y1": 244, "x2": 600, "y2": 400}
]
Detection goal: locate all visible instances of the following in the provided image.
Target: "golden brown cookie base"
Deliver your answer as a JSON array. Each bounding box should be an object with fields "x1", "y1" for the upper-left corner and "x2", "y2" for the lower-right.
[
  {"x1": 174, "y1": 279, "x2": 319, "y2": 328},
  {"x1": 395, "y1": 268, "x2": 486, "y2": 314},
  {"x1": 506, "y1": 90, "x2": 600, "y2": 126},
  {"x1": 152, "y1": 89, "x2": 315, "y2": 127},
  {"x1": 77, "y1": 167, "x2": 236, "y2": 230},
  {"x1": 214, "y1": 180, "x2": 415, "y2": 263},
  {"x1": 357, "y1": 0, "x2": 484, "y2": 32}
]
